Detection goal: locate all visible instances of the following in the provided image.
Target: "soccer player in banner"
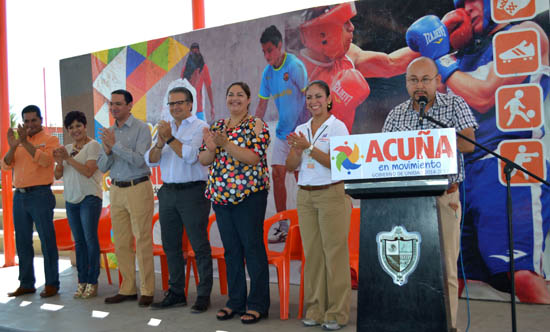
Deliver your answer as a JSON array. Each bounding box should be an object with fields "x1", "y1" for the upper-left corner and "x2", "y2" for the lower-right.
[
  {"x1": 383, "y1": 57, "x2": 478, "y2": 331},
  {"x1": 406, "y1": 0, "x2": 550, "y2": 304},
  {"x1": 255, "y1": 25, "x2": 308, "y2": 243},
  {"x1": 291, "y1": 2, "x2": 419, "y2": 133}
]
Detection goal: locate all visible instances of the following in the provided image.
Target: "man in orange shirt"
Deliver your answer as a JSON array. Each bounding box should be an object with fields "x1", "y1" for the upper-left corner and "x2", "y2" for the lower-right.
[{"x1": 2, "y1": 105, "x2": 60, "y2": 298}]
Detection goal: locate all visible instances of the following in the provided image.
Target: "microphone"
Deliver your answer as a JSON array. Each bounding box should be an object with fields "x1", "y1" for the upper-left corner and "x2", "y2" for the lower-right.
[{"x1": 417, "y1": 96, "x2": 428, "y2": 127}]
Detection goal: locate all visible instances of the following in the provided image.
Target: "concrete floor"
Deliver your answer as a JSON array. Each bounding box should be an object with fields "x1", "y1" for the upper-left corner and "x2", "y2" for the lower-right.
[{"x1": 1, "y1": 255, "x2": 550, "y2": 332}]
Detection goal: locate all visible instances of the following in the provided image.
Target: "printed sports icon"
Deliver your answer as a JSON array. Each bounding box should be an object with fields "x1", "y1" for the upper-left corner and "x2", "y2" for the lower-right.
[
  {"x1": 491, "y1": 0, "x2": 536, "y2": 23},
  {"x1": 498, "y1": 139, "x2": 545, "y2": 185},
  {"x1": 495, "y1": 83, "x2": 543, "y2": 131},
  {"x1": 333, "y1": 142, "x2": 361, "y2": 174},
  {"x1": 493, "y1": 28, "x2": 541, "y2": 77}
]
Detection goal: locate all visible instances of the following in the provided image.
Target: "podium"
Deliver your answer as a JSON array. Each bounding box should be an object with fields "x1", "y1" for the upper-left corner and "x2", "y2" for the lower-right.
[
  {"x1": 346, "y1": 176, "x2": 452, "y2": 332},
  {"x1": 329, "y1": 128, "x2": 459, "y2": 331}
]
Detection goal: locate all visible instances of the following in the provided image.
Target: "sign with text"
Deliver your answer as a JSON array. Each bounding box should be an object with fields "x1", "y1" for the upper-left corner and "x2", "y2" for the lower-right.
[{"x1": 330, "y1": 129, "x2": 458, "y2": 181}]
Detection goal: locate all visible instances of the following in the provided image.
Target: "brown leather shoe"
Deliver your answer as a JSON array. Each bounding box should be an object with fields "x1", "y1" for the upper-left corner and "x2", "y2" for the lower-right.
[
  {"x1": 39, "y1": 285, "x2": 59, "y2": 298},
  {"x1": 8, "y1": 287, "x2": 36, "y2": 297},
  {"x1": 104, "y1": 293, "x2": 138, "y2": 304},
  {"x1": 138, "y1": 295, "x2": 154, "y2": 307}
]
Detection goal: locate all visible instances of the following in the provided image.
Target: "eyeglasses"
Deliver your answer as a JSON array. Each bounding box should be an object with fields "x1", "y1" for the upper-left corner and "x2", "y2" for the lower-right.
[
  {"x1": 406, "y1": 75, "x2": 438, "y2": 86},
  {"x1": 167, "y1": 100, "x2": 191, "y2": 106}
]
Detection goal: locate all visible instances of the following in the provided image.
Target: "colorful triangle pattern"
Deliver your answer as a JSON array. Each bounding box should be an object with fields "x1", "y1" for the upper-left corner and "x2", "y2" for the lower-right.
[{"x1": 91, "y1": 37, "x2": 190, "y2": 140}]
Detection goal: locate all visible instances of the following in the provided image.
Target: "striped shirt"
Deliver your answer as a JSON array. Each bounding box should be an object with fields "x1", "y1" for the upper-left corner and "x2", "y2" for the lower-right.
[{"x1": 382, "y1": 92, "x2": 478, "y2": 183}]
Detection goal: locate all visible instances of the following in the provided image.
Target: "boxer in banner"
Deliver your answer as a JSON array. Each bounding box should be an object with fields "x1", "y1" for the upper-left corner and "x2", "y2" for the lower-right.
[
  {"x1": 293, "y1": 2, "x2": 419, "y2": 133},
  {"x1": 406, "y1": 0, "x2": 550, "y2": 303}
]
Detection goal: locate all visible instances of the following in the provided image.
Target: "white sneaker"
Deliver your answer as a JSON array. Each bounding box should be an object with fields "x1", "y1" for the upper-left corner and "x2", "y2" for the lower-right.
[
  {"x1": 322, "y1": 321, "x2": 344, "y2": 331},
  {"x1": 302, "y1": 318, "x2": 320, "y2": 327}
]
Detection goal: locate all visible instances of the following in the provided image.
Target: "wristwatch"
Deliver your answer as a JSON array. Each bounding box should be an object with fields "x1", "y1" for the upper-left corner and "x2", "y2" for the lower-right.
[
  {"x1": 304, "y1": 144, "x2": 313, "y2": 155},
  {"x1": 166, "y1": 136, "x2": 176, "y2": 145}
]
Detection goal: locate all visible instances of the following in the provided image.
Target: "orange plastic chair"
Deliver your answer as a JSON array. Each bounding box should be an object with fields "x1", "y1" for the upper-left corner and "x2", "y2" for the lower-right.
[
  {"x1": 97, "y1": 208, "x2": 121, "y2": 286},
  {"x1": 263, "y1": 209, "x2": 299, "y2": 320},
  {"x1": 185, "y1": 214, "x2": 227, "y2": 297},
  {"x1": 53, "y1": 218, "x2": 75, "y2": 251},
  {"x1": 349, "y1": 208, "x2": 361, "y2": 279},
  {"x1": 152, "y1": 213, "x2": 170, "y2": 291},
  {"x1": 288, "y1": 224, "x2": 305, "y2": 319}
]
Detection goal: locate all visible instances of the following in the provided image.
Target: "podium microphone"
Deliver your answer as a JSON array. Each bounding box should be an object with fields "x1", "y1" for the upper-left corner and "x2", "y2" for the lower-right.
[{"x1": 417, "y1": 96, "x2": 428, "y2": 127}]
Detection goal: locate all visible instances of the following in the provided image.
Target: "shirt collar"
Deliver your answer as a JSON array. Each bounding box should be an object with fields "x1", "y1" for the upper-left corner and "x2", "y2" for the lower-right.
[
  {"x1": 406, "y1": 92, "x2": 449, "y2": 112},
  {"x1": 115, "y1": 114, "x2": 135, "y2": 128},
  {"x1": 305, "y1": 114, "x2": 335, "y2": 129},
  {"x1": 172, "y1": 114, "x2": 197, "y2": 126}
]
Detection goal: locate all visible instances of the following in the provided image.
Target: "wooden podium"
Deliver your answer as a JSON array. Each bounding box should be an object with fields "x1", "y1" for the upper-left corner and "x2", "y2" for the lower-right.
[{"x1": 346, "y1": 177, "x2": 452, "y2": 332}]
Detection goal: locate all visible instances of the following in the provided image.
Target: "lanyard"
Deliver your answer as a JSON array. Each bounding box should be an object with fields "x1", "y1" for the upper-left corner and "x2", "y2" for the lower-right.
[{"x1": 307, "y1": 124, "x2": 328, "y2": 147}]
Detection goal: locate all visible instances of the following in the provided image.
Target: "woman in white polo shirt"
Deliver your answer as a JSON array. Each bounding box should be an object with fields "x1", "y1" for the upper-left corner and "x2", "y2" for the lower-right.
[{"x1": 286, "y1": 80, "x2": 351, "y2": 331}]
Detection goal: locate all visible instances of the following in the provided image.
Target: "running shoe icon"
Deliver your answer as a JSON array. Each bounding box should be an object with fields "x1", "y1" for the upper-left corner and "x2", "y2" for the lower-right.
[{"x1": 499, "y1": 40, "x2": 535, "y2": 63}]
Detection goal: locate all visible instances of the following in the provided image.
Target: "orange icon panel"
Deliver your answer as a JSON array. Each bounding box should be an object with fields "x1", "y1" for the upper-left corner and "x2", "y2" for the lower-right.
[
  {"x1": 498, "y1": 139, "x2": 545, "y2": 186},
  {"x1": 493, "y1": 28, "x2": 541, "y2": 77},
  {"x1": 491, "y1": 0, "x2": 536, "y2": 23},
  {"x1": 495, "y1": 83, "x2": 543, "y2": 131}
]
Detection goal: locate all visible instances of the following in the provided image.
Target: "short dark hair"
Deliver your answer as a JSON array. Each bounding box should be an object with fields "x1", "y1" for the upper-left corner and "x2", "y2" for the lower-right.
[
  {"x1": 306, "y1": 80, "x2": 332, "y2": 111},
  {"x1": 64, "y1": 110, "x2": 87, "y2": 129},
  {"x1": 190, "y1": 42, "x2": 200, "y2": 50},
  {"x1": 21, "y1": 105, "x2": 42, "y2": 119},
  {"x1": 169, "y1": 87, "x2": 193, "y2": 103},
  {"x1": 226, "y1": 82, "x2": 251, "y2": 99},
  {"x1": 111, "y1": 89, "x2": 133, "y2": 104},
  {"x1": 260, "y1": 25, "x2": 282, "y2": 46}
]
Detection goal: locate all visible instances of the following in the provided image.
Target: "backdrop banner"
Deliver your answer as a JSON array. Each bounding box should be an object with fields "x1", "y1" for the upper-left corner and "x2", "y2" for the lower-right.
[{"x1": 59, "y1": 0, "x2": 550, "y2": 304}]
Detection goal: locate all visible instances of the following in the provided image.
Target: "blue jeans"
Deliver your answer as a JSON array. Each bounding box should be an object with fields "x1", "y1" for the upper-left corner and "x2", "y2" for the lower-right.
[
  {"x1": 213, "y1": 190, "x2": 270, "y2": 314},
  {"x1": 13, "y1": 186, "x2": 59, "y2": 289},
  {"x1": 66, "y1": 195, "x2": 102, "y2": 284}
]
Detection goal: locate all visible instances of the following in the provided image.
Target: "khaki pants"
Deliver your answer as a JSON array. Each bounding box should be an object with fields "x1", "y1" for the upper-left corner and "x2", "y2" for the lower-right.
[
  {"x1": 110, "y1": 180, "x2": 155, "y2": 296},
  {"x1": 437, "y1": 189, "x2": 461, "y2": 329},
  {"x1": 297, "y1": 182, "x2": 352, "y2": 325}
]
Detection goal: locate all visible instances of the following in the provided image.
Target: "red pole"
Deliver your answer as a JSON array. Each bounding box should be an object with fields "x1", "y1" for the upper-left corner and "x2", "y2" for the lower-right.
[
  {"x1": 43, "y1": 67, "x2": 47, "y2": 127},
  {"x1": 0, "y1": 0, "x2": 16, "y2": 267},
  {"x1": 192, "y1": 0, "x2": 205, "y2": 30}
]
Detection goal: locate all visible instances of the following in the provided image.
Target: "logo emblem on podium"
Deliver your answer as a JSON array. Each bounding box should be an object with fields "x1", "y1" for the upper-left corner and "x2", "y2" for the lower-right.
[{"x1": 376, "y1": 226, "x2": 421, "y2": 286}]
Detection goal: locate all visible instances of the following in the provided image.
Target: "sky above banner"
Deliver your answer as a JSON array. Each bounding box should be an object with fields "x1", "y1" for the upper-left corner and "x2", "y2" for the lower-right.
[{"x1": 5, "y1": 0, "x2": 343, "y2": 126}]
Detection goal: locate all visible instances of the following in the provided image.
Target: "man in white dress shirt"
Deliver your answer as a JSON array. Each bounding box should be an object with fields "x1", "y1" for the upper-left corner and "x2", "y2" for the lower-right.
[{"x1": 145, "y1": 87, "x2": 212, "y2": 312}]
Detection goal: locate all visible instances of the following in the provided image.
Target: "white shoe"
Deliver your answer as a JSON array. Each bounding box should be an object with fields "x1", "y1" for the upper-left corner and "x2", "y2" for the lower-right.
[
  {"x1": 499, "y1": 40, "x2": 535, "y2": 63},
  {"x1": 322, "y1": 321, "x2": 345, "y2": 330},
  {"x1": 302, "y1": 318, "x2": 320, "y2": 327}
]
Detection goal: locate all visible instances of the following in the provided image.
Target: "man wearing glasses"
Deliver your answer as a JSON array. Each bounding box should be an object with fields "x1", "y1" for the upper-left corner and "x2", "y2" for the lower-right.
[
  {"x1": 382, "y1": 57, "x2": 478, "y2": 331},
  {"x1": 145, "y1": 87, "x2": 213, "y2": 312},
  {"x1": 97, "y1": 89, "x2": 155, "y2": 307}
]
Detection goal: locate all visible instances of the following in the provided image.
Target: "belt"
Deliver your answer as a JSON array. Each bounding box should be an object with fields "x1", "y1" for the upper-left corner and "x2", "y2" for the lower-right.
[
  {"x1": 446, "y1": 183, "x2": 459, "y2": 194},
  {"x1": 15, "y1": 184, "x2": 51, "y2": 193},
  {"x1": 162, "y1": 181, "x2": 206, "y2": 190},
  {"x1": 112, "y1": 176, "x2": 149, "y2": 188},
  {"x1": 299, "y1": 181, "x2": 343, "y2": 192}
]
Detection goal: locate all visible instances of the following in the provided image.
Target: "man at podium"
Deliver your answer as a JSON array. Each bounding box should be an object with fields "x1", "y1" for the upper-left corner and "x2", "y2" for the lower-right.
[{"x1": 382, "y1": 56, "x2": 478, "y2": 331}]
